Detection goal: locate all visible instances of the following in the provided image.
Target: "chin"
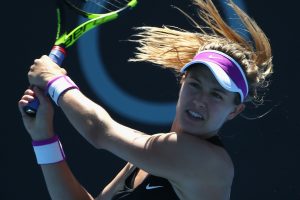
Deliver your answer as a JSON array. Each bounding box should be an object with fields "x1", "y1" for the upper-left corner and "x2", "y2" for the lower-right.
[
  {"x1": 180, "y1": 124, "x2": 205, "y2": 136},
  {"x1": 180, "y1": 122, "x2": 218, "y2": 138}
]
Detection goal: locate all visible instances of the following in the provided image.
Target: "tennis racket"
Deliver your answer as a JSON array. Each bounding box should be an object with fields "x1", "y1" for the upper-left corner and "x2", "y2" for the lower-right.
[{"x1": 24, "y1": 0, "x2": 138, "y2": 116}]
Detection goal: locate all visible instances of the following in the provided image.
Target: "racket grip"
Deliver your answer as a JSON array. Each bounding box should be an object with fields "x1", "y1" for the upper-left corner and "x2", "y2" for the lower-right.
[
  {"x1": 48, "y1": 46, "x2": 66, "y2": 66},
  {"x1": 23, "y1": 46, "x2": 66, "y2": 117}
]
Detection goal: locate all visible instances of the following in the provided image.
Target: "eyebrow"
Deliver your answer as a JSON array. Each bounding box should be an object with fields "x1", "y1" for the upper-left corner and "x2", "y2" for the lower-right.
[{"x1": 190, "y1": 75, "x2": 229, "y2": 96}]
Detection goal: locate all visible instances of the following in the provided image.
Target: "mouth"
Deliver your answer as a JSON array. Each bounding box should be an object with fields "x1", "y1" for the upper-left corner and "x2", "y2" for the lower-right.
[{"x1": 186, "y1": 110, "x2": 205, "y2": 121}]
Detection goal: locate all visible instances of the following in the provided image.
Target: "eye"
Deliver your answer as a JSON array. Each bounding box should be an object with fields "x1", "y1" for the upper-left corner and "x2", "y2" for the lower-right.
[
  {"x1": 188, "y1": 81, "x2": 200, "y2": 89},
  {"x1": 212, "y1": 92, "x2": 223, "y2": 100}
]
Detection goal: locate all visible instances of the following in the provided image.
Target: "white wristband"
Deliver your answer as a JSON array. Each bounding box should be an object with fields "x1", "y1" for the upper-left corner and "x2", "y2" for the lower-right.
[
  {"x1": 32, "y1": 135, "x2": 66, "y2": 165},
  {"x1": 47, "y1": 75, "x2": 79, "y2": 105}
]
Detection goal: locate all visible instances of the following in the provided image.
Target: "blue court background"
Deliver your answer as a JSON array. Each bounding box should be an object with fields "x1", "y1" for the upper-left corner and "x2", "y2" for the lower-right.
[{"x1": 0, "y1": 0, "x2": 298, "y2": 199}]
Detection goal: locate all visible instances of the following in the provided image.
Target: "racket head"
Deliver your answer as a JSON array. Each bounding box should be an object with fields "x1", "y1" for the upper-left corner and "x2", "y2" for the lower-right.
[
  {"x1": 54, "y1": 0, "x2": 138, "y2": 48},
  {"x1": 64, "y1": 0, "x2": 138, "y2": 18}
]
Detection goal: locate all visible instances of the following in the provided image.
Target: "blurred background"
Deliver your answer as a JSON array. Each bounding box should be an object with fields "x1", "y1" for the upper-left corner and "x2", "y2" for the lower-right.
[{"x1": 1, "y1": 0, "x2": 298, "y2": 199}]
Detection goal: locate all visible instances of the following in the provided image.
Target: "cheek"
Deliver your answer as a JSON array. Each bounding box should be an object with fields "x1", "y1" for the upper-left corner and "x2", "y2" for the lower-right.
[
  {"x1": 176, "y1": 96, "x2": 186, "y2": 117},
  {"x1": 208, "y1": 103, "x2": 232, "y2": 122},
  {"x1": 175, "y1": 90, "x2": 192, "y2": 121},
  {"x1": 177, "y1": 86, "x2": 190, "y2": 106}
]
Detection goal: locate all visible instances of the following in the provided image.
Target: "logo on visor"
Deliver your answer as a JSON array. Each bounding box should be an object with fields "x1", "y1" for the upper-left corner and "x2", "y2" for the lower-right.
[{"x1": 208, "y1": 55, "x2": 223, "y2": 59}]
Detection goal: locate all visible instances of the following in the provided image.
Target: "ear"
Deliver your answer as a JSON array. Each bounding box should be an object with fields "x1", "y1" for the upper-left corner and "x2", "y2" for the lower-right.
[{"x1": 227, "y1": 104, "x2": 245, "y2": 120}]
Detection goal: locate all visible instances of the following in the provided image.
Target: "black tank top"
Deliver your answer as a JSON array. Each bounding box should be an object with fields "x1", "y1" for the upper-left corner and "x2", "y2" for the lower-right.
[{"x1": 112, "y1": 135, "x2": 224, "y2": 200}]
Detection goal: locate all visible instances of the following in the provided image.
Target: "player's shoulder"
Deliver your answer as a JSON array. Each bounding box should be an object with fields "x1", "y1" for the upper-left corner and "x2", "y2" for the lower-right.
[{"x1": 168, "y1": 132, "x2": 234, "y2": 183}]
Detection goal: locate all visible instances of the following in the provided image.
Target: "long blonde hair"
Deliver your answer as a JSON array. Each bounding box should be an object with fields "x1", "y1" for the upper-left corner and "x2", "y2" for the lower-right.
[{"x1": 129, "y1": 0, "x2": 273, "y2": 105}]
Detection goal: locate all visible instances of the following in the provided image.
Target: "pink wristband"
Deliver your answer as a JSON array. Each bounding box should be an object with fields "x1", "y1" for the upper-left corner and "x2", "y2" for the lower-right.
[
  {"x1": 47, "y1": 75, "x2": 79, "y2": 105},
  {"x1": 32, "y1": 135, "x2": 66, "y2": 165}
]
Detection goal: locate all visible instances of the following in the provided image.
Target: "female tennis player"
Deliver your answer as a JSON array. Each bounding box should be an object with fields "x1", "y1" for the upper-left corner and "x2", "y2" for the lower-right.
[{"x1": 18, "y1": 0, "x2": 273, "y2": 199}]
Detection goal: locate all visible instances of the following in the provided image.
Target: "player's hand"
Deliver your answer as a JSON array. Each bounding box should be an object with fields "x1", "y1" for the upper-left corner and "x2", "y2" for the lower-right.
[
  {"x1": 18, "y1": 86, "x2": 55, "y2": 141},
  {"x1": 28, "y1": 55, "x2": 67, "y2": 90}
]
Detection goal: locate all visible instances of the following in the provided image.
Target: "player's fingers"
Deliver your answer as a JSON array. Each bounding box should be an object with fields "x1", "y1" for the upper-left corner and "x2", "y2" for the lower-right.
[
  {"x1": 60, "y1": 67, "x2": 67, "y2": 75},
  {"x1": 21, "y1": 94, "x2": 35, "y2": 102},
  {"x1": 24, "y1": 88, "x2": 35, "y2": 96},
  {"x1": 18, "y1": 99, "x2": 30, "y2": 117}
]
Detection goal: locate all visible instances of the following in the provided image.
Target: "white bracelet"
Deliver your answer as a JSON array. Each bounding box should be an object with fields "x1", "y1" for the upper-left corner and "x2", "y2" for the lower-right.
[
  {"x1": 32, "y1": 135, "x2": 66, "y2": 165},
  {"x1": 47, "y1": 75, "x2": 79, "y2": 105}
]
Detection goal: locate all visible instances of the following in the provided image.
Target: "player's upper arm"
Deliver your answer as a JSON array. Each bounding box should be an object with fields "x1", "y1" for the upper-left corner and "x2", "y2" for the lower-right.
[{"x1": 96, "y1": 120, "x2": 233, "y2": 184}]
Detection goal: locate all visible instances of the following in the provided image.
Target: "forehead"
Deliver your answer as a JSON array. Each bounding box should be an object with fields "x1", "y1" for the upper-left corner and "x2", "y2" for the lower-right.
[
  {"x1": 186, "y1": 65, "x2": 233, "y2": 94},
  {"x1": 186, "y1": 65, "x2": 219, "y2": 85}
]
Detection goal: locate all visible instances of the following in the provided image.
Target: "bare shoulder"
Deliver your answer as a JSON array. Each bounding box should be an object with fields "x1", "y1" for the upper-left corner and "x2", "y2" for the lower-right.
[
  {"x1": 173, "y1": 133, "x2": 234, "y2": 184},
  {"x1": 169, "y1": 134, "x2": 234, "y2": 200}
]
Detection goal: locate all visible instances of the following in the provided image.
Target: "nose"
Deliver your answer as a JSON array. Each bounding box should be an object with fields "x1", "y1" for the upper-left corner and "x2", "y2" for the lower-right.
[{"x1": 192, "y1": 94, "x2": 207, "y2": 109}]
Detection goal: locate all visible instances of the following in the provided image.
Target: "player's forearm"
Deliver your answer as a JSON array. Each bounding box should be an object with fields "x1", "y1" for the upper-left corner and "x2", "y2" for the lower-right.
[
  {"x1": 58, "y1": 89, "x2": 111, "y2": 148},
  {"x1": 40, "y1": 161, "x2": 94, "y2": 200}
]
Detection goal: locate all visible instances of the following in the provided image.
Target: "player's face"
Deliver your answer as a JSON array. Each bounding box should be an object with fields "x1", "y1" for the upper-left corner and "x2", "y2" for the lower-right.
[{"x1": 175, "y1": 65, "x2": 244, "y2": 137}]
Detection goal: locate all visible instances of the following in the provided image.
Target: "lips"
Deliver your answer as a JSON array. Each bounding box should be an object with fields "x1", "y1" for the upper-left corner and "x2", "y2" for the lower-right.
[{"x1": 186, "y1": 110, "x2": 205, "y2": 120}]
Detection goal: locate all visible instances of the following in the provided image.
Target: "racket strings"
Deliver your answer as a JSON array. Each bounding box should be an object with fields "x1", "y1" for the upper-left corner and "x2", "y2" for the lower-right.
[
  {"x1": 70, "y1": 0, "x2": 130, "y2": 13},
  {"x1": 104, "y1": 0, "x2": 129, "y2": 10},
  {"x1": 95, "y1": 0, "x2": 130, "y2": 11}
]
